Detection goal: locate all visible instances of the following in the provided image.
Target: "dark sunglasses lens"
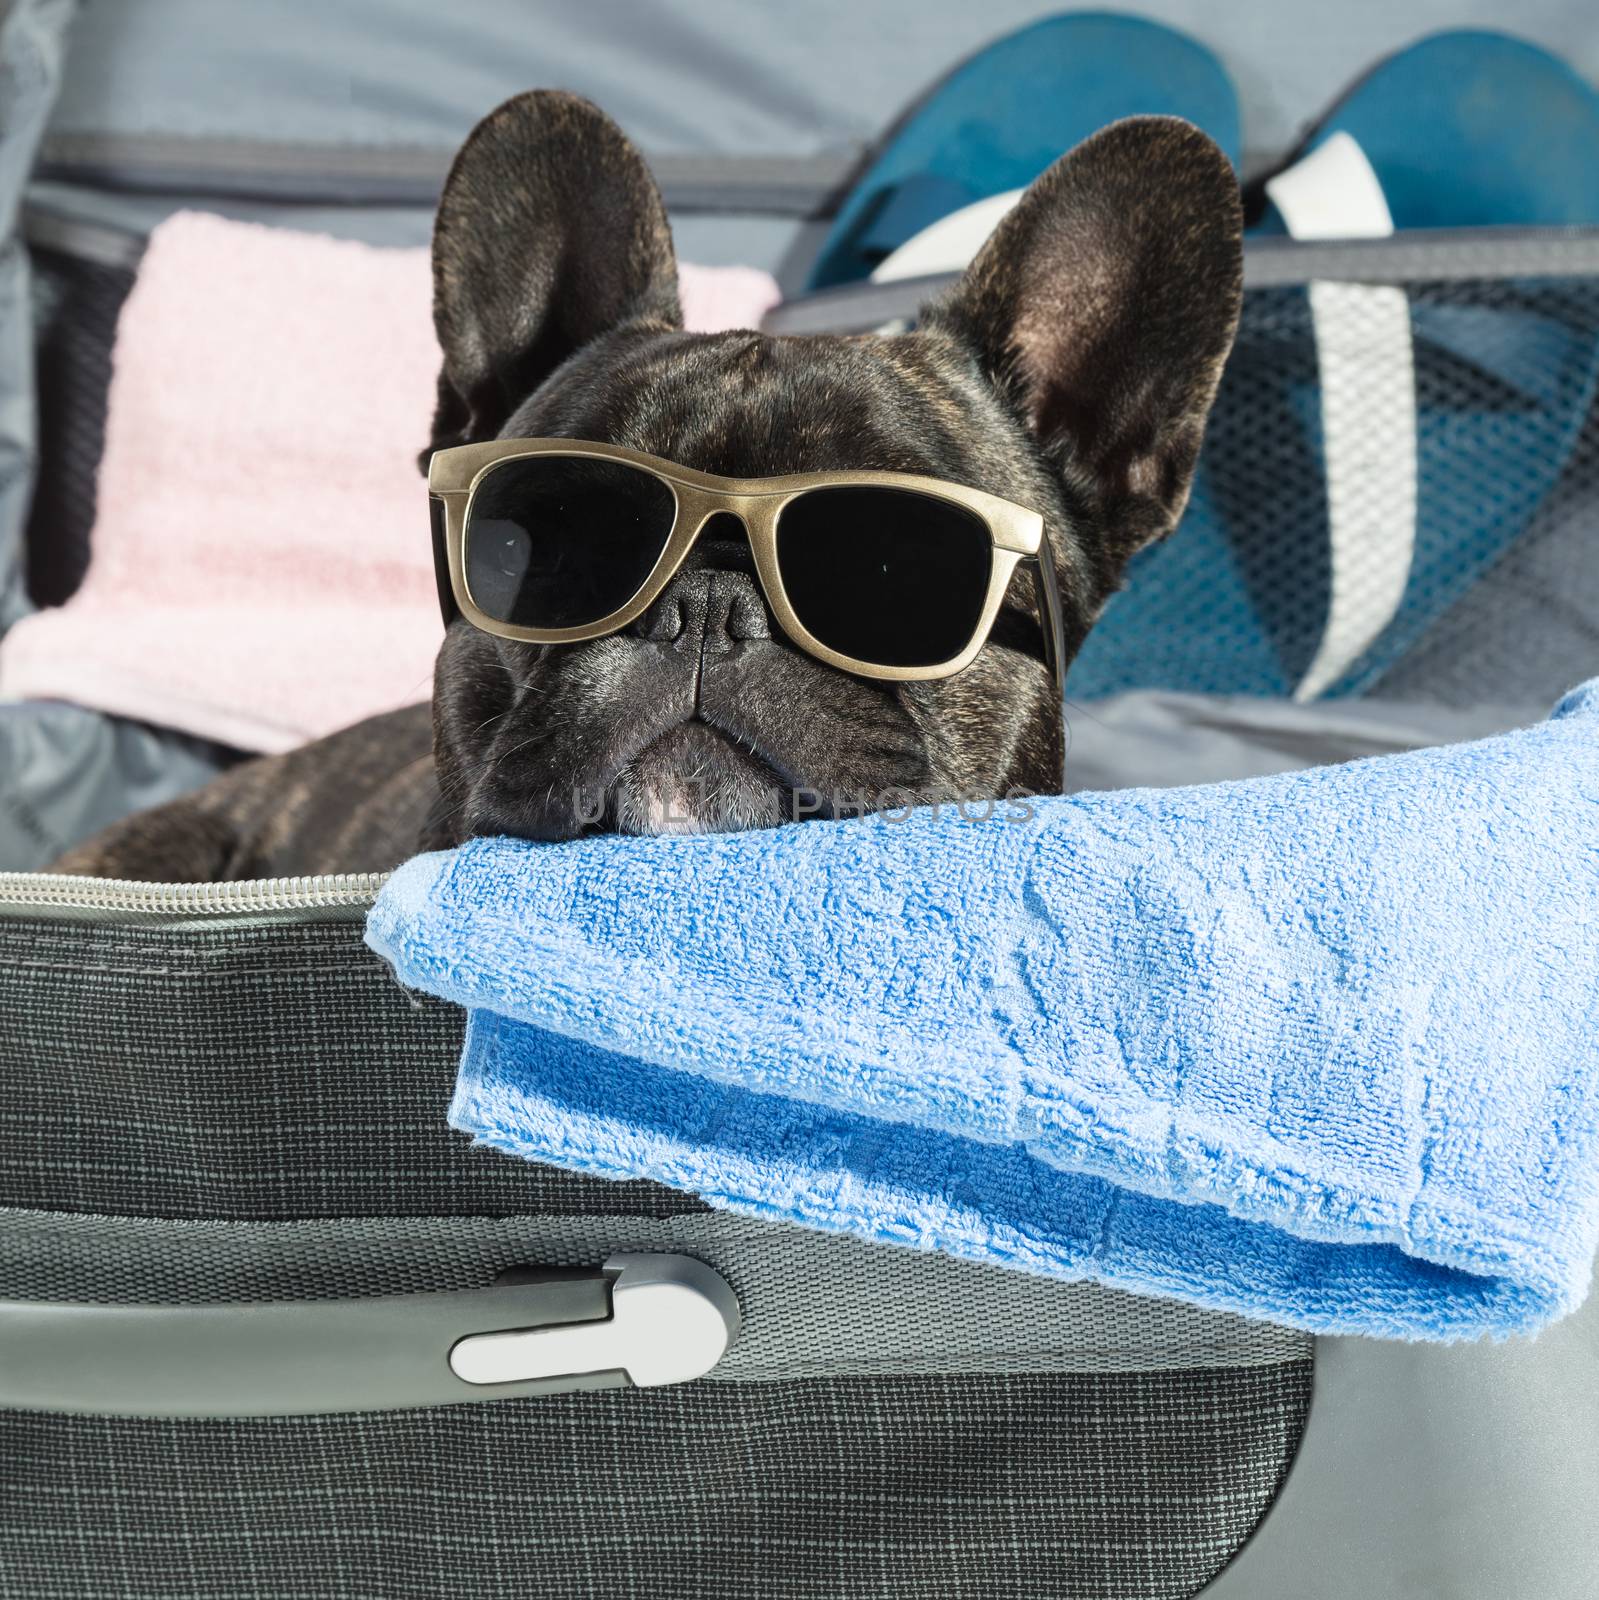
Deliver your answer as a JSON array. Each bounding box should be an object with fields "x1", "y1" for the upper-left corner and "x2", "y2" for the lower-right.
[
  {"x1": 464, "y1": 456, "x2": 676, "y2": 629},
  {"x1": 776, "y1": 487, "x2": 993, "y2": 668}
]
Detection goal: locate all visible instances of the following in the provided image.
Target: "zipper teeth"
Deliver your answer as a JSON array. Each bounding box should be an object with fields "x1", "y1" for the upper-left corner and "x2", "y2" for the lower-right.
[{"x1": 0, "y1": 872, "x2": 388, "y2": 917}]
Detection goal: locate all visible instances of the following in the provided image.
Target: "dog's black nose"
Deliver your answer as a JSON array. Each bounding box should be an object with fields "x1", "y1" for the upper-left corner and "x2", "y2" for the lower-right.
[
  {"x1": 636, "y1": 513, "x2": 772, "y2": 654},
  {"x1": 637, "y1": 568, "x2": 772, "y2": 653}
]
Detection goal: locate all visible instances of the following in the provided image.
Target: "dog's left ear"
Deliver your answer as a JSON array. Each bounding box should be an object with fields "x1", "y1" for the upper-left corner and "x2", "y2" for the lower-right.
[
  {"x1": 426, "y1": 89, "x2": 681, "y2": 456},
  {"x1": 924, "y1": 116, "x2": 1242, "y2": 585}
]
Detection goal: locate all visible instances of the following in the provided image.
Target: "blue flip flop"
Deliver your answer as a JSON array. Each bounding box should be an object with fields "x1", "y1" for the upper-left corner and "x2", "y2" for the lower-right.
[
  {"x1": 1069, "y1": 29, "x2": 1599, "y2": 703},
  {"x1": 805, "y1": 12, "x2": 1240, "y2": 291},
  {"x1": 1293, "y1": 30, "x2": 1599, "y2": 694},
  {"x1": 1289, "y1": 29, "x2": 1599, "y2": 230}
]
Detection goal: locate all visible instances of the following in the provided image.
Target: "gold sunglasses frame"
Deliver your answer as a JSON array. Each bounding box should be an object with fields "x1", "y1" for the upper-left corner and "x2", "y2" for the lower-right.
[{"x1": 428, "y1": 438, "x2": 1064, "y2": 688}]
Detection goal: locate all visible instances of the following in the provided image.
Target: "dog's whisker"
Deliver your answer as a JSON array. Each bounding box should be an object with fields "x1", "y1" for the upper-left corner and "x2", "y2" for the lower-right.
[{"x1": 1061, "y1": 697, "x2": 1113, "y2": 733}]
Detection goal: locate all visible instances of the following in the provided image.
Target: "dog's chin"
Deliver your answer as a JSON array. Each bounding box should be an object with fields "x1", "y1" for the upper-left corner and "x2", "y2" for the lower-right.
[{"x1": 609, "y1": 721, "x2": 787, "y2": 836}]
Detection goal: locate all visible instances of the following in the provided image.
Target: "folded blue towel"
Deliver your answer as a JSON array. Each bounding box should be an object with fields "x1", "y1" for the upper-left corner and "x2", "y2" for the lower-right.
[{"x1": 367, "y1": 681, "x2": 1599, "y2": 1341}]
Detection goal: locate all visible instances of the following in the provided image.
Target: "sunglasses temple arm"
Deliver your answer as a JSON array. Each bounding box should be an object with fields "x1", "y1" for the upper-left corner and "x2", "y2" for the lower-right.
[
  {"x1": 430, "y1": 496, "x2": 461, "y2": 630},
  {"x1": 1028, "y1": 540, "x2": 1068, "y2": 706}
]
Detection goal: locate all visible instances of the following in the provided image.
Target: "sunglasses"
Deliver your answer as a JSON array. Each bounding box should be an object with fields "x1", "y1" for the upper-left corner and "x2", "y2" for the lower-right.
[{"x1": 427, "y1": 439, "x2": 1065, "y2": 688}]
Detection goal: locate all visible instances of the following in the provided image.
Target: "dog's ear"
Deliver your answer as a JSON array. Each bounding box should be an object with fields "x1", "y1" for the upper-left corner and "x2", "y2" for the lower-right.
[
  {"x1": 426, "y1": 90, "x2": 681, "y2": 455},
  {"x1": 924, "y1": 116, "x2": 1242, "y2": 583}
]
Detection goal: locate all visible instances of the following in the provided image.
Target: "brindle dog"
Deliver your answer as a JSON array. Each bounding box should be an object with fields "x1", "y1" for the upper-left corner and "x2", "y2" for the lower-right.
[{"x1": 50, "y1": 91, "x2": 1242, "y2": 880}]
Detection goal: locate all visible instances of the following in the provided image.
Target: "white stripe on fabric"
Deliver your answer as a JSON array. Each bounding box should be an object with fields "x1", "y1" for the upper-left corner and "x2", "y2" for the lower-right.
[{"x1": 1266, "y1": 134, "x2": 1418, "y2": 701}]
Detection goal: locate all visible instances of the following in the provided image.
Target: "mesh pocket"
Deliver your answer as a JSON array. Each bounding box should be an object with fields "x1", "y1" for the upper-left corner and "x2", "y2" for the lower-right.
[{"x1": 1071, "y1": 269, "x2": 1599, "y2": 707}]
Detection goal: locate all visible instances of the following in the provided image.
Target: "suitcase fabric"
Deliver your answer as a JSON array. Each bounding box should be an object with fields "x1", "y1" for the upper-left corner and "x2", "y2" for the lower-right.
[{"x1": 0, "y1": 889, "x2": 1313, "y2": 1598}]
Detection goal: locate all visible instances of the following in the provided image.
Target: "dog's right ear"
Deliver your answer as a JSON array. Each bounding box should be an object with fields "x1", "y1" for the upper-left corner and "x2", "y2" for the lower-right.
[
  {"x1": 425, "y1": 90, "x2": 681, "y2": 458},
  {"x1": 923, "y1": 117, "x2": 1242, "y2": 590}
]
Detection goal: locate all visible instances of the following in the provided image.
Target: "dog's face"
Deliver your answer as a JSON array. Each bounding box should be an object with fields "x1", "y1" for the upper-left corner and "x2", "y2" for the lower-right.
[{"x1": 422, "y1": 93, "x2": 1241, "y2": 845}]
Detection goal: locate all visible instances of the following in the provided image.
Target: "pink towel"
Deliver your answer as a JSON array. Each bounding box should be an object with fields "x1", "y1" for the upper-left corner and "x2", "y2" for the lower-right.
[{"x1": 0, "y1": 211, "x2": 781, "y2": 753}]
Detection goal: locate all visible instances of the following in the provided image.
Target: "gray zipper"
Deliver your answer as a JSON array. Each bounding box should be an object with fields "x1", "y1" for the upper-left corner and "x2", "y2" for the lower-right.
[{"x1": 0, "y1": 871, "x2": 385, "y2": 925}]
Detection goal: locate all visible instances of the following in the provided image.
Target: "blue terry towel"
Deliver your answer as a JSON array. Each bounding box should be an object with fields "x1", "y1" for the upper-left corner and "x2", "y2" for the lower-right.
[{"x1": 367, "y1": 682, "x2": 1599, "y2": 1342}]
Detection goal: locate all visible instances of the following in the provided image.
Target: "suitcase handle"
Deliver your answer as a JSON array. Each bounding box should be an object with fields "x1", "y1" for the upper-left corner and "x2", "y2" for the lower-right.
[{"x1": 0, "y1": 1253, "x2": 740, "y2": 1418}]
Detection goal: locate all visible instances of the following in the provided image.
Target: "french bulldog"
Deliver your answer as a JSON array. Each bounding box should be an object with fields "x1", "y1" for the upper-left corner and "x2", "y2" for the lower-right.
[{"x1": 48, "y1": 91, "x2": 1242, "y2": 881}]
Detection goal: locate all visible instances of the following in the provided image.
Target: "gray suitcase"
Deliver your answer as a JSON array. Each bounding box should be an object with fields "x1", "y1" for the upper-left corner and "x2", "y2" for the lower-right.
[{"x1": 4, "y1": 6, "x2": 1598, "y2": 1595}]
